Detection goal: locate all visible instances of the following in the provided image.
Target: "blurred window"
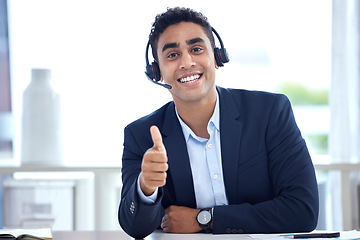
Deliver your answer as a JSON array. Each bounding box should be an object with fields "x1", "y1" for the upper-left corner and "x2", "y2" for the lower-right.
[{"x1": 7, "y1": 0, "x2": 331, "y2": 165}]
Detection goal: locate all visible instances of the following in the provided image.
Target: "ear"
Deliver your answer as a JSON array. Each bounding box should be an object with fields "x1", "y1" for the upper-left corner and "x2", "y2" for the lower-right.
[
  {"x1": 155, "y1": 60, "x2": 163, "y2": 81},
  {"x1": 214, "y1": 55, "x2": 219, "y2": 69}
]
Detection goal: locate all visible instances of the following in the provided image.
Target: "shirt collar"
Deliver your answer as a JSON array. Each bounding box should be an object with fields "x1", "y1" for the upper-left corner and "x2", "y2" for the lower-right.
[{"x1": 175, "y1": 92, "x2": 220, "y2": 142}]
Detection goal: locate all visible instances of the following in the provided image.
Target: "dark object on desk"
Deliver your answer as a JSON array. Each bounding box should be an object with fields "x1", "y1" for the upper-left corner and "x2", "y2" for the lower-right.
[
  {"x1": 0, "y1": 234, "x2": 52, "y2": 240},
  {"x1": 293, "y1": 232, "x2": 340, "y2": 239}
]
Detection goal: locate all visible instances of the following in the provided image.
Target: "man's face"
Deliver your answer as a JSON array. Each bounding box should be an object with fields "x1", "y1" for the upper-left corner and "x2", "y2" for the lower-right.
[{"x1": 156, "y1": 21, "x2": 218, "y2": 105}]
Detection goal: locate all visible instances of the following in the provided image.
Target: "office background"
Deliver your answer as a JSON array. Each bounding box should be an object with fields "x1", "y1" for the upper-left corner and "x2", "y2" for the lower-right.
[{"x1": 0, "y1": 0, "x2": 359, "y2": 233}]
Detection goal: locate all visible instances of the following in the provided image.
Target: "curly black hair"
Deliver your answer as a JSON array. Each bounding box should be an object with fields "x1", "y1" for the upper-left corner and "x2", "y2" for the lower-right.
[{"x1": 149, "y1": 7, "x2": 215, "y2": 61}]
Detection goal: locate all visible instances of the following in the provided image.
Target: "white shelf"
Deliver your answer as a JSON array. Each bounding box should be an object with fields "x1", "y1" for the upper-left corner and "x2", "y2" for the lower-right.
[
  {"x1": 0, "y1": 165, "x2": 122, "y2": 230},
  {"x1": 315, "y1": 163, "x2": 360, "y2": 230}
]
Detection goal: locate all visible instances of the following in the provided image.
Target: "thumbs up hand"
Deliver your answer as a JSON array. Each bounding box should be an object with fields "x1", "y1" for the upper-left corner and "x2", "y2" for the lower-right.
[{"x1": 140, "y1": 125, "x2": 168, "y2": 196}]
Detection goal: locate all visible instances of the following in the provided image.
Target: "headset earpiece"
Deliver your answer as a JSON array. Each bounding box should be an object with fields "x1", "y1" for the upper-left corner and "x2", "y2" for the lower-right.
[
  {"x1": 214, "y1": 47, "x2": 229, "y2": 67},
  {"x1": 212, "y1": 27, "x2": 229, "y2": 67},
  {"x1": 145, "y1": 40, "x2": 172, "y2": 89},
  {"x1": 145, "y1": 60, "x2": 161, "y2": 81},
  {"x1": 145, "y1": 41, "x2": 161, "y2": 82}
]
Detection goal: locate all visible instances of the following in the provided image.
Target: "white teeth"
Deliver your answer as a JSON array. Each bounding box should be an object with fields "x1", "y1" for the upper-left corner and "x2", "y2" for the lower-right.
[{"x1": 179, "y1": 74, "x2": 200, "y2": 83}]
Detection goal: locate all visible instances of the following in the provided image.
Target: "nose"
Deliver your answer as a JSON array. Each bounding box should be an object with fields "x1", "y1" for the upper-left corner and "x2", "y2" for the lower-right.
[{"x1": 179, "y1": 53, "x2": 196, "y2": 70}]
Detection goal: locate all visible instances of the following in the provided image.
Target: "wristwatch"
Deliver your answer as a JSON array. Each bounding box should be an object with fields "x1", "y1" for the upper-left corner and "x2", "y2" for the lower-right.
[{"x1": 196, "y1": 208, "x2": 212, "y2": 233}]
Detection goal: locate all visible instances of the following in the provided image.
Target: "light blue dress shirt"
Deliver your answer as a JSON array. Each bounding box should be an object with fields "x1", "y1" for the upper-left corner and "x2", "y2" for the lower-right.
[{"x1": 137, "y1": 93, "x2": 228, "y2": 208}]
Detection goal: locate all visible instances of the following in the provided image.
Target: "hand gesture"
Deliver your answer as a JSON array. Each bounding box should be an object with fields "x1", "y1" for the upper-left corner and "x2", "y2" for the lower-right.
[{"x1": 140, "y1": 125, "x2": 168, "y2": 196}]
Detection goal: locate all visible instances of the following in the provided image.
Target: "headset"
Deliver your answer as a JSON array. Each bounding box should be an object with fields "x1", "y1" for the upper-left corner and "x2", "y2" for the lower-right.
[{"x1": 145, "y1": 27, "x2": 229, "y2": 89}]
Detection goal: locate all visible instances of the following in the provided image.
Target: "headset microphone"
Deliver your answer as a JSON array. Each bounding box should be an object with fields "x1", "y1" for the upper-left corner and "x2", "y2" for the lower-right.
[
  {"x1": 149, "y1": 78, "x2": 172, "y2": 89},
  {"x1": 145, "y1": 26, "x2": 229, "y2": 89}
]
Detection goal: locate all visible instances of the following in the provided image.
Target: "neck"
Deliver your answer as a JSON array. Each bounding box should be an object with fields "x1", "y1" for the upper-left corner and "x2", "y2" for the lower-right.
[{"x1": 175, "y1": 89, "x2": 217, "y2": 139}]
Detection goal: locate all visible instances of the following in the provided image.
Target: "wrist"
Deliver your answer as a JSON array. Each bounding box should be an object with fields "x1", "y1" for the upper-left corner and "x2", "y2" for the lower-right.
[{"x1": 139, "y1": 173, "x2": 156, "y2": 196}]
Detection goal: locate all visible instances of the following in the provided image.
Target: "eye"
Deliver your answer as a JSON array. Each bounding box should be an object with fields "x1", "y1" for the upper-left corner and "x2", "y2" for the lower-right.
[
  {"x1": 167, "y1": 52, "x2": 179, "y2": 59},
  {"x1": 191, "y1": 47, "x2": 204, "y2": 54}
]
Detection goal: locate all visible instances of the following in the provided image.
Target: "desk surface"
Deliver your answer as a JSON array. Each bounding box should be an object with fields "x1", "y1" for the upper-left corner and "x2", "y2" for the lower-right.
[
  {"x1": 52, "y1": 230, "x2": 250, "y2": 240},
  {"x1": 52, "y1": 230, "x2": 360, "y2": 240}
]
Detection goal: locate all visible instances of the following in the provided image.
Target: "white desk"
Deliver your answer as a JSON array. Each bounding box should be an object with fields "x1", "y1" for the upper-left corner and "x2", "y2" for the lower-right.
[
  {"x1": 51, "y1": 230, "x2": 360, "y2": 240},
  {"x1": 52, "y1": 230, "x2": 250, "y2": 240}
]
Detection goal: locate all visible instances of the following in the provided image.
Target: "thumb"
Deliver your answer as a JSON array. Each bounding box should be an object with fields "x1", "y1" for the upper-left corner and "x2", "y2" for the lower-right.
[{"x1": 150, "y1": 125, "x2": 166, "y2": 153}]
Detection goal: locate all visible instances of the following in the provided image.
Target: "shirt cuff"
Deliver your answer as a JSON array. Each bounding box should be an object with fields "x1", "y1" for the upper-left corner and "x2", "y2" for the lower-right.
[{"x1": 137, "y1": 174, "x2": 158, "y2": 204}]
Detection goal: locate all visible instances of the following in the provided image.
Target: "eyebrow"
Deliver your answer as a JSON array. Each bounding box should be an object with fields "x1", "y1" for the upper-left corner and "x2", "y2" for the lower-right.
[
  {"x1": 161, "y1": 37, "x2": 205, "y2": 53},
  {"x1": 162, "y1": 43, "x2": 179, "y2": 53},
  {"x1": 186, "y1": 37, "x2": 205, "y2": 45}
]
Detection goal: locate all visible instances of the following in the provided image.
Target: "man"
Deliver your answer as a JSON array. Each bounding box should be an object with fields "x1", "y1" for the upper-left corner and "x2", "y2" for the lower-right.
[{"x1": 118, "y1": 7, "x2": 319, "y2": 239}]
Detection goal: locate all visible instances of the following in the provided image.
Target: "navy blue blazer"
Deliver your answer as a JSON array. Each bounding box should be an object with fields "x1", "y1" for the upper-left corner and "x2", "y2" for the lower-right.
[{"x1": 119, "y1": 86, "x2": 319, "y2": 239}]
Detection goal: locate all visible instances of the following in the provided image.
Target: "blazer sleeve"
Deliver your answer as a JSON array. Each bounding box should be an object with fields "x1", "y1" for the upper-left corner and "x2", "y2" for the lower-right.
[
  {"x1": 213, "y1": 94, "x2": 319, "y2": 234},
  {"x1": 118, "y1": 125, "x2": 165, "y2": 239}
]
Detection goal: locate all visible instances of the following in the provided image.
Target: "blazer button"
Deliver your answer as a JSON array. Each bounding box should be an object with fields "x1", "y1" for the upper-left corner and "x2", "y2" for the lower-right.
[
  {"x1": 231, "y1": 229, "x2": 238, "y2": 234},
  {"x1": 237, "y1": 229, "x2": 244, "y2": 233},
  {"x1": 130, "y1": 201, "x2": 135, "y2": 214},
  {"x1": 226, "y1": 228, "x2": 232, "y2": 234}
]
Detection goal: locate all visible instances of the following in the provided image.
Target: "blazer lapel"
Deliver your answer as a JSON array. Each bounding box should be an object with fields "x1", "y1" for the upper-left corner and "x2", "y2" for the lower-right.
[
  {"x1": 161, "y1": 103, "x2": 196, "y2": 208},
  {"x1": 217, "y1": 87, "x2": 243, "y2": 204}
]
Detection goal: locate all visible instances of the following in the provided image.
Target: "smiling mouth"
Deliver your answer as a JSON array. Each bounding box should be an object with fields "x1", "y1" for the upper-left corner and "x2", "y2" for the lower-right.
[{"x1": 178, "y1": 74, "x2": 202, "y2": 83}]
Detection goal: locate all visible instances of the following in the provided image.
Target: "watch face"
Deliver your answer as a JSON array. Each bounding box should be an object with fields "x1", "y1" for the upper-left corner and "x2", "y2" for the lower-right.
[{"x1": 197, "y1": 210, "x2": 212, "y2": 225}]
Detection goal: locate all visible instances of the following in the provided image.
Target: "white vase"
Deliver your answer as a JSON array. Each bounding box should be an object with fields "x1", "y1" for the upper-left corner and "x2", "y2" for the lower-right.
[{"x1": 21, "y1": 68, "x2": 64, "y2": 166}]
